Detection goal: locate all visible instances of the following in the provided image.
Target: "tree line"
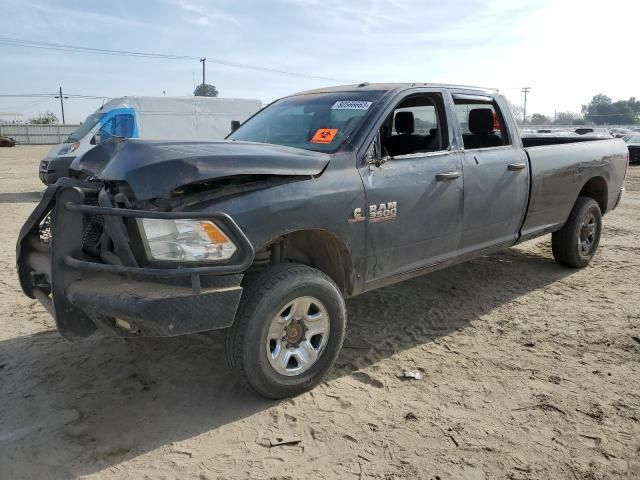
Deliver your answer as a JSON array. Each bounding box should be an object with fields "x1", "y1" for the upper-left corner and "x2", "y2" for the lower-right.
[{"x1": 518, "y1": 94, "x2": 640, "y2": 126}]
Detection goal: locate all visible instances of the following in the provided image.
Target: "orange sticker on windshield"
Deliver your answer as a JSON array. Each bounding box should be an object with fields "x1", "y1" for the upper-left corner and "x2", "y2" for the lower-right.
[{"x1": 311, "y1": 128, "x2": 338, "y2": 144}]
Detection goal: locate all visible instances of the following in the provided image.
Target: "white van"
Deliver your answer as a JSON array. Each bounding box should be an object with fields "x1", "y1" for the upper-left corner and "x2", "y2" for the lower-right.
[{"x1": 39, "y1": 96, "x2": 262, "y2": 184}]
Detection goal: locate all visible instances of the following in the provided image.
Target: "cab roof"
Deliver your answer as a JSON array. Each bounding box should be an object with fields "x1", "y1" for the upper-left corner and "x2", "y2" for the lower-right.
[{"x1": 294, "y1": 82, "x2": 499, "y2": 96}]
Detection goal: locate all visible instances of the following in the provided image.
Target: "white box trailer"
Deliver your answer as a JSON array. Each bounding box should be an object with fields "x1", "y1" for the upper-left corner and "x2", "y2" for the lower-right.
[{"x1": 39, "y1": 96, "x2": 262, "y2": 184}]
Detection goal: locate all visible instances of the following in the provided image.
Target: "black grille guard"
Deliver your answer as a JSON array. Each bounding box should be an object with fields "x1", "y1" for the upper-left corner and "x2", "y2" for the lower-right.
[{"x1": 16, "y1": 180, "x2": 255, "y2": 341}]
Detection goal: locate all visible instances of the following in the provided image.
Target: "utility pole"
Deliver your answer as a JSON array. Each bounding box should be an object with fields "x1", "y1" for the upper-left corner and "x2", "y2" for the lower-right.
[
  {"x1": 200, "y1": 58, "x2": 206, "y2": 91},
  {"x1": 55, "y1": 86, "x2": 68, "y2": 125},
  {"x1": 521, "y1": 87, "x2": 531, "y2": 125}
]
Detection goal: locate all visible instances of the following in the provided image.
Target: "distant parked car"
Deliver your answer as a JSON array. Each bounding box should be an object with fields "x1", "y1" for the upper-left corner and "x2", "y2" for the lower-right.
[
  {"x1": 624, "y1": 135, "x2": 640, "y2": 164},
  {"x1": 575, "y1": 127, "x2": 612, "y2": 138},
  {"x1": 0, "y1": 135, "x2": 16, "y2": 147},
  {"x1": 610, "y1": 128, "x2": 633, "y2": 138}
]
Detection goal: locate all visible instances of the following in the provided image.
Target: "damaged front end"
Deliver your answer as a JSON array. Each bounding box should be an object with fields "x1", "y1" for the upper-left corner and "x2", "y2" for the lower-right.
[{"x1": 16, "y1": 178, "x2": 254, "y2": 341}]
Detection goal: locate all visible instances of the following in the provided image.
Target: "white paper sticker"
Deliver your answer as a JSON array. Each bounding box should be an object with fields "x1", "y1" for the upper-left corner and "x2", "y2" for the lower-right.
[{"x1": 331, "y1": 100, "x2": 373, "y2": 110}]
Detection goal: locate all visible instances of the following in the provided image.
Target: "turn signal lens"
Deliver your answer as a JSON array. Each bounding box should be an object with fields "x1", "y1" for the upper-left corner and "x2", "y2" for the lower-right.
[{"x1": 200, "y1": 221, "x2": 229, "y2": 244}]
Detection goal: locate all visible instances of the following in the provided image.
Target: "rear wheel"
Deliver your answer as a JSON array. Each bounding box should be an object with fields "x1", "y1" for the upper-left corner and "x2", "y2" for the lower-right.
[
  {"x1": 225, "y1": 263, "x2": 346, "y2": 399},
  {"x1": 552, "y1": 196, "x2": 602, "y2": 268}
]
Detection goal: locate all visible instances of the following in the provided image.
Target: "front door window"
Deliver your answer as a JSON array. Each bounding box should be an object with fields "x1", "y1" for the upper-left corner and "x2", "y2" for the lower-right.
[{"x1": 98, "y1": 114, "x2": 135, "y2": 142}]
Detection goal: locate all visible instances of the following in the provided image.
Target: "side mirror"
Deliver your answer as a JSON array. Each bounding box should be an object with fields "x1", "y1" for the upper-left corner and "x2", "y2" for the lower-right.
[
  {"x1": 230, "y1": 120, "x2": 241, "y2": 133},
  {"x1": 365, "y1": 134, "x2": 389, "y2": 167},
  {"x1": 91, "y1": 131, "x2": 101, "y2": 145}
]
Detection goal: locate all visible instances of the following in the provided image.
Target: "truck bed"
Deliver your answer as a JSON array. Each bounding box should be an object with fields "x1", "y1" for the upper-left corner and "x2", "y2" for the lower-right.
[
  {"x1": 520, "y1": 138, "x2": 628, "y2": 241},
  {"x1": 521, "y1": 135, "x2": 614, "y2": 148}
]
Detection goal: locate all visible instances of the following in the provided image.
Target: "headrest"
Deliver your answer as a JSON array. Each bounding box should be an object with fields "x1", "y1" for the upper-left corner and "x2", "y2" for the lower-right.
[
  {"x1": 468, "y1": 108, "x2": 495, "y2": 135},
  {"x1": 395, "y1": 111, "x2": 414, "y2": 135}
]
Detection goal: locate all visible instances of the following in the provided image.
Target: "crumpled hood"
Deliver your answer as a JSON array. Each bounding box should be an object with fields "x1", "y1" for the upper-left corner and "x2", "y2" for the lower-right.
[{"x1": 71, "y1": 139, "x2": 330, "y2": 200}]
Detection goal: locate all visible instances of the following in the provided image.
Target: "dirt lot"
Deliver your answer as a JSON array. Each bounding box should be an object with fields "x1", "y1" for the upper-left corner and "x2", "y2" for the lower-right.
[{"x1": 0, "y1": 145, "x2": 639, "y2": 479}]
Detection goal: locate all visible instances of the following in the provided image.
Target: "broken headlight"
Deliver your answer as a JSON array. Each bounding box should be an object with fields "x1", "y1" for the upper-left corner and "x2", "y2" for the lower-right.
[
  {"x1": 137, "y1": 218, "x2": 237, "y2": 262},
  {"x1": 58, "y1": 142, "x2": 81, "y2": 155}
]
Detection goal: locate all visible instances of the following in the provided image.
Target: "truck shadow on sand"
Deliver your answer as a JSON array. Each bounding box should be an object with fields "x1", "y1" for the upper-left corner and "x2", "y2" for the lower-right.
[
  {"x1": 0, "y1": 191, "x2": 42, "y2": 203},
  {"x1": 0, "y1": 244, "x2": 574, "y2": 477}
]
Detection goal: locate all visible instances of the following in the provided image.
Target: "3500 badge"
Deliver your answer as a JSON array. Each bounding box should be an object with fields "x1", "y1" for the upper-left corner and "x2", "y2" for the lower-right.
[
  {"x1": 349, "y1": 201, "x2": 398, "y2": 224},
  {"x1": 368, "y1": 202, "x2": 398, "y2": 223}
]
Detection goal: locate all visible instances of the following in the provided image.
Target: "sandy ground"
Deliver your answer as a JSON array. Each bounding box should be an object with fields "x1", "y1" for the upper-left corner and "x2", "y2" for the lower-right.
[{"x1": 0, "y1": 145, "x2": 638, "y2": 479}]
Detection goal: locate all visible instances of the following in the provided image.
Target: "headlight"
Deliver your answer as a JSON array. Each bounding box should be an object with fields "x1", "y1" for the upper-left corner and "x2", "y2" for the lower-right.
[
  {"x1": 137, "y1": 219, "x2": 237, "y2": 262},
  {"x1": 58, "y1": 142, "x2": 80, "y2": 155}
]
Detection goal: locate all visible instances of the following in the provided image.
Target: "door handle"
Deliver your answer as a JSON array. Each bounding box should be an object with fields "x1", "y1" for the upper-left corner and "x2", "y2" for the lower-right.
[
  {"x1": 508, "y1": 163, "x2": 526, "y2": 171},
  {"x1": 435, "y1": 171, "x2": 460, "y2": 181}
]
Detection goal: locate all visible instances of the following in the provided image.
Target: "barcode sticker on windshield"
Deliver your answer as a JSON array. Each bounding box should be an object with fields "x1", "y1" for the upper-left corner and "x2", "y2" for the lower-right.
[{"x1": 331, "y1": 101, "x2": 372, "y2": 110}]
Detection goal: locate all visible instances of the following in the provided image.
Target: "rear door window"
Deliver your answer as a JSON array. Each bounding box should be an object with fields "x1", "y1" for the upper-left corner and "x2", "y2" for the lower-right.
[{"x1": 453, "y1": 96, "x2": 511, "y2": 149}]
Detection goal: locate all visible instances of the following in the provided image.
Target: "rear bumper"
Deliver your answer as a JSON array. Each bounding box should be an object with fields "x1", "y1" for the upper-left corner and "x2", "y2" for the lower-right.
[
  {"x1": 612, "y1": 187, "x2": 624, "y2": 211},
  {"x1": 16, "y1": 180, "x2": 254, "y2": 340}
]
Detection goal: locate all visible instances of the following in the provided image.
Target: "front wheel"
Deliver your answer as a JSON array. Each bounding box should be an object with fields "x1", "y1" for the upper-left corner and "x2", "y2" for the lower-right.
[
  {"x1": 225, "y1": 263, "x2": 346, "y2": 399},
  {"x1": 552, "y1": 196, "x2": 602, "y2": 268}
]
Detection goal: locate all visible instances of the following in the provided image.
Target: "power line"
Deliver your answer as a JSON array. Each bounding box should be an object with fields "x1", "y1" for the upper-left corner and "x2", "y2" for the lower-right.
[
  {"x1": 0, "y1": 37, "x2": 198, "y2": 60},
  {"x1": 0, "y1": 36, "x2": 352, "y2": 83},
  {"x1": 6, "y1": 97, "x2": 52, "y2": 111},
  {"x1": 0, "y1": 94, "x2": 60, "y2": 98},
  {"x1": 0, "y1": 93, "x2": 109, "y2": 99}
]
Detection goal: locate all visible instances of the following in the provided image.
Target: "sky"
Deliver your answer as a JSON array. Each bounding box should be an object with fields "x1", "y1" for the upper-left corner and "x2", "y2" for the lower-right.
[{"x1": 0, "y1": 0, "x2": 638, "y2": 123}]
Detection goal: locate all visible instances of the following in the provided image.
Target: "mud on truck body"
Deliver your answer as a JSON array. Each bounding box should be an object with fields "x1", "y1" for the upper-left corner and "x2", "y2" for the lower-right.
[{"x1": 17, "y1": 83, "x2": 628, "y2": 398}]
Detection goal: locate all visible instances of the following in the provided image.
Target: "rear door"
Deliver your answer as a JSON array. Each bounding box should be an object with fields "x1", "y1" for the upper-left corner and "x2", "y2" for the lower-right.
[
  {"x1": 452, "y1": 93, "x2": 529, "y2": 253},
  {"x1": 359, "y1": 89, "x2": 464, "y2": 282}
]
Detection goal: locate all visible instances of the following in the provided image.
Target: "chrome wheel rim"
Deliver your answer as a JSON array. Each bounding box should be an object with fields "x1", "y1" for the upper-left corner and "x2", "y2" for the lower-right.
[
  {"x1": 578, "y1": 211, "x2": 597, "y2": 256},
  {"x1": 266, "y1": 296, "x2": 330, "y2": 376}
]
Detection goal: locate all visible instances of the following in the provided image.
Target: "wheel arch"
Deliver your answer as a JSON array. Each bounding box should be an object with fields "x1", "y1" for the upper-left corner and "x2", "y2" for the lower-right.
[
  {"x1": 251, "y1": 229, "x2": 355, "y2": 296},
  {"x1": 578, "y1": 176, "x2": 608, "y2": 214}
]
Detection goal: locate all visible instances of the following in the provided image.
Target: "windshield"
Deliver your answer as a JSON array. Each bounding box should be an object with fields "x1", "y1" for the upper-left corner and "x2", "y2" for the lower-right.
[
  {"x1": 227, "y1": 91, "x2": 385, "y2": 153},
  {"x1": 625, "y1": 135, "x2": 640, "y2": 143},
  {"x1": 66, "y1": 112, "x2": 104, "y2": 142}
]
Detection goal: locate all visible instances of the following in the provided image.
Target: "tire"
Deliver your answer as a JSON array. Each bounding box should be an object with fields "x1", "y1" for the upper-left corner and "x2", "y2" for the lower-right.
[
  {"x1": 225, "y1": 263, "x2": 346, "y2": 399},
  {"x1": 552, "y1": 196, "x2": 602, "y2": 268}
]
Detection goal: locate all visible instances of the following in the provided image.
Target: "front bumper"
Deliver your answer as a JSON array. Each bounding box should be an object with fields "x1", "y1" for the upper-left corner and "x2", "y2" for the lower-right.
[
  {"x1": 16, "y1": 180, "x2": 255, "y2": 340},
  {"x1": 39, "y1": 156, "x2": 76, "y2": 185}
]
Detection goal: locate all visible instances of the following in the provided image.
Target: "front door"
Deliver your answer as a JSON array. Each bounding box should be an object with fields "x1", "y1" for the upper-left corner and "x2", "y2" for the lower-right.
[{"x1": 359, "y1": 91, "x2": 464, "y2": 282}]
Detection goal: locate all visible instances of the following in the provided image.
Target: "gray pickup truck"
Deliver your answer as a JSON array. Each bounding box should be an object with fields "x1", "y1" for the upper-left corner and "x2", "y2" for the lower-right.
[{"x1": 17, "y1": 83, "x2": 628, "y2": 398}]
